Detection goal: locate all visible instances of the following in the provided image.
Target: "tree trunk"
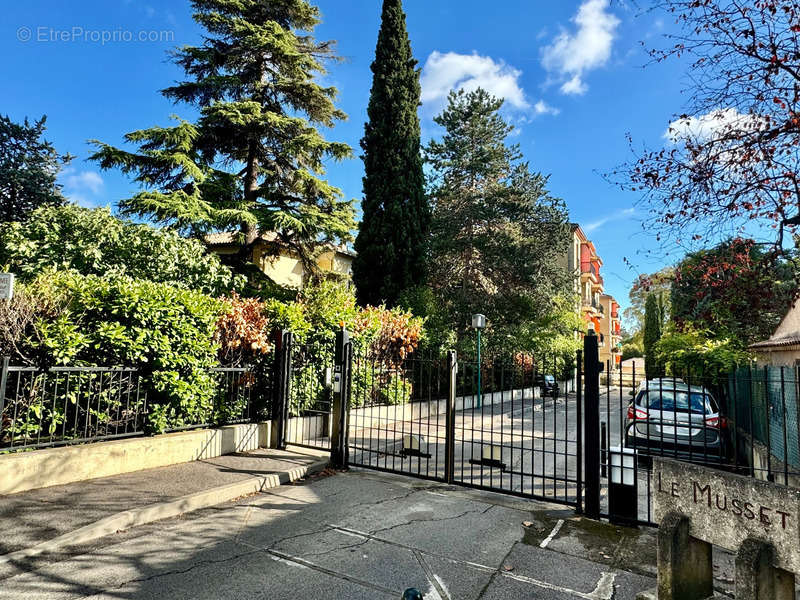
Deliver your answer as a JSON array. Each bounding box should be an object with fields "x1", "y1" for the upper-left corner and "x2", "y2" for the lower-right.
[{"x1": 242, "y1": 139, "x2": 259, "y2": 245}]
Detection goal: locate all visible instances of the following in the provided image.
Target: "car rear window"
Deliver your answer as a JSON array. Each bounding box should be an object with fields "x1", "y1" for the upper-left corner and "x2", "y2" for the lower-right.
[{"x1": 638, "y1": 390, "x2": 716, "y2": 414}]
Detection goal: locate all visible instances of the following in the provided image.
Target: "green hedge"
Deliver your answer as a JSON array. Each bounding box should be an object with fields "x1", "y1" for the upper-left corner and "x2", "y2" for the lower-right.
[{"x1": 28, "y1": 271, "x2": 225, "y2": 432}]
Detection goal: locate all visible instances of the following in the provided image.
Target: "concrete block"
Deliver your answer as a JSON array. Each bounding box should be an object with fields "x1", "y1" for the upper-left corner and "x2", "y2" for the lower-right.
[
  {"x1": 653, "y1": 458, "x2": 800, "y2": 574},
  {"x1": 656, "y1": 511, "x2": 713, "y2": 600},
  {"x1": 735, "y1": 538, "x2": 796, "y2": 600}
]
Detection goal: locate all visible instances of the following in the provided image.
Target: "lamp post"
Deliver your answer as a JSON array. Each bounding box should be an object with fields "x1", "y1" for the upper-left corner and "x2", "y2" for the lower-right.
[{"x1": 471, "y1": 314, "x2": 486, "y2": 409}]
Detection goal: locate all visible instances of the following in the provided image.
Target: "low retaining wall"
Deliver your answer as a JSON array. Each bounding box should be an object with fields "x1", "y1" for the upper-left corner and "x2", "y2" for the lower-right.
[
  {"x1": 0, "y1": 422, "x2": 272, "y2": 496},
  {"x1": 287, "y1": 386, "x2": 547, "y2": 441},
  {"x1": 741, "y1": 431, "x2": 800, "y2": 489}
]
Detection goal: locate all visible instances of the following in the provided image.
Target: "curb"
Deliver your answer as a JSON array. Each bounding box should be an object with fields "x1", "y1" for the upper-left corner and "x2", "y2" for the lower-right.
[{"x1": 0, "y1": 456, "x2": 329, "y2": 566}]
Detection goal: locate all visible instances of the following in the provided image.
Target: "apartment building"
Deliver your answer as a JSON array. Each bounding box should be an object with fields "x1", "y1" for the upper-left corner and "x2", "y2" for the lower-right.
[
  {"x1": 598, "y1": 294, "x2": 622, "y2": 366},
  {"x1": 564, "y1": 224, "x2": 621, "y2": 363}
]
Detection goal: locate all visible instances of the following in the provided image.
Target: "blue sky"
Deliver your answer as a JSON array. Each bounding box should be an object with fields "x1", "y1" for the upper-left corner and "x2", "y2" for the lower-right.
[{"x1": 1, "y1": 0, "x2": 693, "y2": 317}]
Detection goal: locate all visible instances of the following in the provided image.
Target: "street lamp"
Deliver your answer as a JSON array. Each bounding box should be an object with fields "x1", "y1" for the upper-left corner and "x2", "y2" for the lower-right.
[{"x1": 471, "y1": 314, "x2": 486, "y2": 409}]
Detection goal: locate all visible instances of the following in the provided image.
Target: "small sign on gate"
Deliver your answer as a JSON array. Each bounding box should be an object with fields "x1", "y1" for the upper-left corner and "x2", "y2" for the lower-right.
[{"x1": 0, "y1": 273, "x2": 14, "y2": 301}]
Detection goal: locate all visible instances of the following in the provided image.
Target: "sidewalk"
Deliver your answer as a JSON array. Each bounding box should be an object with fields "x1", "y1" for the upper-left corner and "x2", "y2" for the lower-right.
[
  {"x1": 0, "y1": 466, "x2": 660, "y2": 599},
  {"x1": 1, "y1": 453, "x2": 744, "y2": 599},
  {"x1": 0, "y1": 446, "x2": 330, "y2": 561}
]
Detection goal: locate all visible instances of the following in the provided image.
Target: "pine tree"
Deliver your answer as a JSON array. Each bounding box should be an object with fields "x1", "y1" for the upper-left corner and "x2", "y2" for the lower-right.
[
  {"x1": 91, "y1": 0, "x2": 355, "y2": 279},
  {"x1": 353, "y1": 0, "x2": 428, "y2": 307},
  {"x1": 425, "y1": 88, "x2": 571, "y2": 340},
  {"x1": 0, "y1": 115, "x2": 71, "y2": 223},
  {"x1": 643, "y1": 292, "x2": 663, "y2": 378}
]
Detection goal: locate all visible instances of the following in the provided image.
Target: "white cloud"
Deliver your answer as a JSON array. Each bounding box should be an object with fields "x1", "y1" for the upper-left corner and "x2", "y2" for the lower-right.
[
  {"x1": 584, "y1": 207, "x2": 634, "y2": 233},
  {"x1": 64, "y1": 170, "x2": 103, "y2": 194},
  {"x1": 560, "y1": 75, "x2": 587, "y2": 96},
  {"x1": 541, "y1": 0, "x2": 620, "y2": 96},
  {"x1": 534, "y1": 100, "x2": 560, "y2": 116},
  {"x1": 61, "y1": 169, "x2": 105, "y2": 207},
  {"x1": 664, "y1": 108, "x2": 765, "y2": 143},
  {"x1": 420, "y1": 51, "x2": 530, "y2": 110}
]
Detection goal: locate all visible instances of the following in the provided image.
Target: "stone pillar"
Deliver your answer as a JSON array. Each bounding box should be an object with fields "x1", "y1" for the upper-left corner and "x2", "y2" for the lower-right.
[
  {"x1": 657, "y1": 512, "x2": 713, "y2": 600},
  {"x1": 735, "y1": 538, "x2": 796, "y2": 600}
]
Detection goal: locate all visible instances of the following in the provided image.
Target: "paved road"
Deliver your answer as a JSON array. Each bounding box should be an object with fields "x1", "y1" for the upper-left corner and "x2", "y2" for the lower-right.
[
  {"x1": 343, "y1": 383, "x2": 664, "y2": 522},
  {"x1": 0, "y1": 468, "x2": 660, "y2": 599}
]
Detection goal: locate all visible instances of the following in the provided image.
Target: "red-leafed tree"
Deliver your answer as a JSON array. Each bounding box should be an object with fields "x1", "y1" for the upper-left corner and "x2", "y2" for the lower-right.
[
  {"x1": 216, "y1": 293, "x2": 272, "y2": 366},
  {"x1": 671, "y1": 237, "x2": 795, "y2": 344},
  {"x1": 616, "y1": 1, "x2": 800, "y2": 255}
]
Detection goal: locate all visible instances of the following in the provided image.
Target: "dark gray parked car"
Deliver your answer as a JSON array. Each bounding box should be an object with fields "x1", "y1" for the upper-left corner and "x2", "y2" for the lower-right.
[
  {"x1": 624, "y1": 378, "x2": 728, "y2": 462},
  {"x1": 535, "y1": 374, "x2": 559, "y2": 395}
]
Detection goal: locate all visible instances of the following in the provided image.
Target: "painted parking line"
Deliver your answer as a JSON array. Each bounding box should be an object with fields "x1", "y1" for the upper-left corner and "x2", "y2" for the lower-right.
[
  {"x1": 539, "y1": 518, "x2": 565, "y2": 548},
  {"x1": 328, "y1": 523, "x2": 615, "y2": 599}
]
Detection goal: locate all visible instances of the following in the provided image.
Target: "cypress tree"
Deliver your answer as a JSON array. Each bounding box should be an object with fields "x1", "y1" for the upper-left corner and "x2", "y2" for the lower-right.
[
  {"x1": 643, "y1": 292, "x2": 663, "y2": 378},
  {"x1": 353, "y1": 0, "x2": 428, "y2": 307}
]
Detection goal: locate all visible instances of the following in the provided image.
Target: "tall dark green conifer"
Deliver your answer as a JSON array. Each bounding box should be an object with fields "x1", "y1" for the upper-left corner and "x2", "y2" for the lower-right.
[
  {"x1": 0, "y1": 115, "x2": 71, "y2": 223},
  {"x1": 643, "y1": 293, "x2": 663, "y2": 378},
  {"x1": 353, "y1": 0, "x2": 428, "y2": 307}
]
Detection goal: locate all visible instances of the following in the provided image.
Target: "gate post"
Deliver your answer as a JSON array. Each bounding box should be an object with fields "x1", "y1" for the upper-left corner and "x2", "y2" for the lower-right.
[
  {"x1": 575, "y1": 349, "x2": 583, "y2": 514},
  {"x1": 583, "y1": 330, "x2": 602, "y2": 520},
  {"x1": 331, "y1": 327, "x2": 352, "y2": 468},
  {"x1": 0, "y1": 356, "x2": 9, "y2": 419},
  {"x1": 445, "y1": 350, "x2": 457, "y2": 484},
  {"x1": 271, "y1": 330, "x2": 292, "y2": 450}
]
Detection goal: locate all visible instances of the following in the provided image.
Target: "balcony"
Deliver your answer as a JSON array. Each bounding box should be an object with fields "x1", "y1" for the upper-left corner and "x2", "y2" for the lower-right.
[
  {"x1": 580, "y1": 261, "x2": 602, "y2": 285},
  {"x1": 582, "y1": 299, "x2": 601, "y2": 316}
]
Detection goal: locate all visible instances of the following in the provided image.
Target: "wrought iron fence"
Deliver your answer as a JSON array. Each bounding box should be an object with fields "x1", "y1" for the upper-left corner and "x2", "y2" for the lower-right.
[
  {"x1": 284, "y1": 337, "x2": 336, "y2": 450},
  {"x1": 727, "y1": 365, "x2": 800, "y2": 485},
  {"x1": 0, "y1": 360, "x2": 261, "y2": 452},
  {"x1": 347, "y1": 345, "x2": 450, "y2": 480},
  {"x1": 346, "y1": 344, "x2": 583, "y2": 507}
]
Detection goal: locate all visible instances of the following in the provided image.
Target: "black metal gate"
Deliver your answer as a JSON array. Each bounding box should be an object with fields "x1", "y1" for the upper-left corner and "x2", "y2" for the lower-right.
[
  {"x1": 343, "y1": 337, "x2": 584, "y2": 509},
  {"x1": 346, "y1": 347, "x2": 451, "y2": 481},
  {"x1": 450, "y1": 352, "x2": 583, "y2": 506},
  {"x1": 279, "y1": 327, "x2": 800, "y2": 528},
  {"x1": 273, "y1": 332, "x2": 336, "y2": 451}
]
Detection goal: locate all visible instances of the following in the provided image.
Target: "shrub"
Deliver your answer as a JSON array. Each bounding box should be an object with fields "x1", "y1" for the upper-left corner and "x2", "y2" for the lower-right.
[
  {"x1": 215, "y1": 293, "x2": 272, "y2": 366},
  {"x1": 383, "y1": 373, "x2": 412, "y2": 405},
  {"x1": 655, "y1": 323, "x2": 751, "y2": 380},
  {"x1": 264, "y1": 281, "x2": 424, "y2": 411},
  {"x1": 351, "y1": 368, "x2": 411, "y2": 408},
  {"x1": 0, "y1": 204, "x2": 241, "y2": 295},
  {"x1": 0, "y1": 282, "x2": 66, "y2": 363},
  {"x1": 265, "y1": 279, "x2": 358, "y2": 346},
  {"x1": 354, "y1": 305, "x2": 423, "y2": 368},
  {"x1": 26, "y1": 271, "x2": 225, "y2": 431}
]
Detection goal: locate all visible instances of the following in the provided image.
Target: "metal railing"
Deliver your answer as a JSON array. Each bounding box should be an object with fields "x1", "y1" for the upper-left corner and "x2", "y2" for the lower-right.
[{"x1": 0, "y1": 361, "x2": 260, "y2": 452}]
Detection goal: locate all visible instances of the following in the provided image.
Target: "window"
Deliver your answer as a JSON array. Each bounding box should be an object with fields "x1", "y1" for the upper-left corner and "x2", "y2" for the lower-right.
[{"x1": 638, "y1": 390, "x2": 716, "y2": 414}]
